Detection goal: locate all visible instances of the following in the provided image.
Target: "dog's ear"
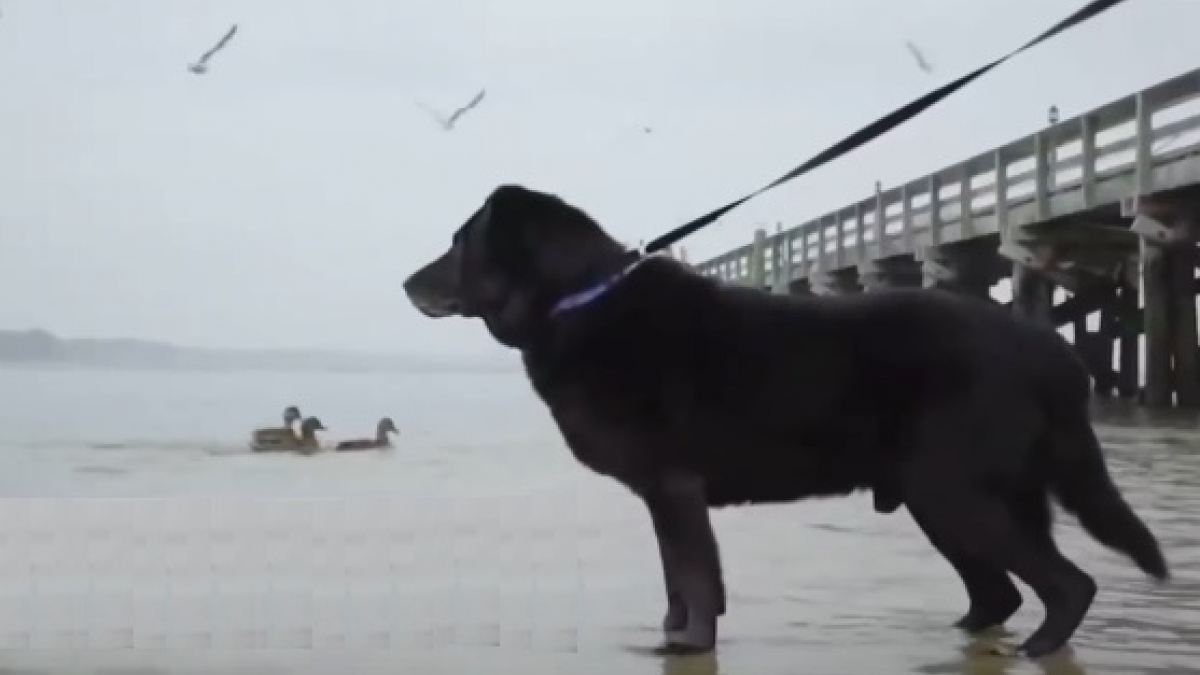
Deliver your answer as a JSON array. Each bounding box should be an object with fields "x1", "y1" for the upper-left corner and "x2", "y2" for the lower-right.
[
  {"x1": 486, "y1": 184, "x2": 533, "y2": 207},
  {"x1": 476, "y1": 185, "x2": 549, "y2": 266},
  {"x1": 479, "y1": 185, "x2": 539, "y2": 241},
  {"x1": 481, "y1": 185, "x2": 618, "y2": 285}
]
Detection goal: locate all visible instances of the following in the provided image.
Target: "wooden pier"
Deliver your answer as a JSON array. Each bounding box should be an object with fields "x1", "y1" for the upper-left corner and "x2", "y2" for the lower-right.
[{"x1": 692, "y1": 67, "x2": 1200, "y2": 410}]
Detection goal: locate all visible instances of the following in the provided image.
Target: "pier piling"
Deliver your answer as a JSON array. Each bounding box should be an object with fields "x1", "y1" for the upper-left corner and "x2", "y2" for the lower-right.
[{"x1": 694, "y1": 67, "x2": 1200, "y2": 410}]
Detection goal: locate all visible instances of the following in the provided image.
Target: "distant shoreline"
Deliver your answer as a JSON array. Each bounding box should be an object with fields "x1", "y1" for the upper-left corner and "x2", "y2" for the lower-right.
[
  {"x1": 0, "y1": 329, "x2": 513, "y2": 373},
  {"x1": 0, "y1": 360, "x2": 517, "y2": 374}
]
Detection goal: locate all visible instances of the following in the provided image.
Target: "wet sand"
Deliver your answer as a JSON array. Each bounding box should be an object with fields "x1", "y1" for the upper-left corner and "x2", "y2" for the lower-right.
[{"x1": 0, "y1": 417, "x2": 1196, "y2": 675}]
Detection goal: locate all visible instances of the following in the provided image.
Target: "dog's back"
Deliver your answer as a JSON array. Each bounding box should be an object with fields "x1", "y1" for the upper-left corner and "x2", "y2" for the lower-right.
[
  {"x1": 646, "y1": 261, "x2": 1087, "y2": 422},
  {"x1": 668, "y1": 263, "x2": 1167, "y2": 577},
  {"x1": 546, "y1": 257, "x2": 1111, "y2": 505}
]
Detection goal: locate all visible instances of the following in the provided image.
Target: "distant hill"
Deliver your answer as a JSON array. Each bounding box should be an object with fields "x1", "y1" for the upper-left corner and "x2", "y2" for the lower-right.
[{"x1": 0, "y1": 329, "x2": 512, "y2": 373}]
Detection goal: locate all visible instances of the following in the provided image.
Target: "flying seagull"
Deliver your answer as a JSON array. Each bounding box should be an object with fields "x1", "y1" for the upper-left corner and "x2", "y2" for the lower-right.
[
  {"x1": 189, "y1": 24, "x2": 238, "y2": 75},
  {"x1": 414, "y1": 89, "x2": 487, "y2": 131},
  {"x1": 905, "y1": 41, "x2": 933, "y2": 74}
]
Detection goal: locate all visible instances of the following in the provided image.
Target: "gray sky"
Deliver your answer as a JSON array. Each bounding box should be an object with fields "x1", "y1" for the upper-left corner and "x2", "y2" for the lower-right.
[{"x1": 2, "y1": 0, "x2": 1198, "y2": 357}]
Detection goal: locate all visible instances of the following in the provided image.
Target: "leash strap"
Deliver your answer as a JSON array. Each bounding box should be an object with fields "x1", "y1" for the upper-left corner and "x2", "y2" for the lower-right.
[{"x1": 641, "y1": 0, "x2": 1133, "y2": 255}]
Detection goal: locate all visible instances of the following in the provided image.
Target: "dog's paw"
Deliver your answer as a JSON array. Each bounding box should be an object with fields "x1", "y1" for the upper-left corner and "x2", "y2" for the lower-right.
[
  {"x1": 985, "y1": 643, "x2": 1018, "y2": 658},
  {"x1": 653, "y1": 640, "x2": 714, "y2": 657},
  {"x1": 656, "y1": 621, "x2": 716, "y2": 657}
]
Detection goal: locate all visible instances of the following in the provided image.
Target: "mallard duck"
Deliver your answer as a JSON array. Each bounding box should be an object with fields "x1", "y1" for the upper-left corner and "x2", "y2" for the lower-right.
[
  {"x1": 335, "y1": 417, "x2": 398, "y2": 451},
  {"x1": 294, "y1": 416, "x2": 326, "y2": 455},
  {"x1": 250, "y1": 405, "x2": 302, "y2": 450}
]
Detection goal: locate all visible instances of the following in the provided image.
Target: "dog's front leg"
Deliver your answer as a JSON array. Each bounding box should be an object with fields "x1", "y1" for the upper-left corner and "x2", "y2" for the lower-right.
[
  {"x1": 646, "y1": 495, "x2": 688, "y2": 636},
  {"x1": 644, "y1": 469, "x2": 723, "y2": 655}
]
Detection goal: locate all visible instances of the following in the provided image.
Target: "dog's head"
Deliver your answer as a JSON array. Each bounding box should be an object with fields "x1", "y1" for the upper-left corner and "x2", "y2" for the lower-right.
[{"x1": 403, "y1": 185, "x2": 628, "y2": 348}]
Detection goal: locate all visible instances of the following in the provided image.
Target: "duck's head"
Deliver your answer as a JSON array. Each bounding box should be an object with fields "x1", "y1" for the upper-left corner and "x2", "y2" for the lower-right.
[
  {"x1": 379, "y1": 417, "x2": 398, "y2": 435},
  {"x1": 301, "y1": 416, "x2": 326, "y2": 434},
  {"x1": 283, "y1": 406, "x2": 302, "y2": 425}
]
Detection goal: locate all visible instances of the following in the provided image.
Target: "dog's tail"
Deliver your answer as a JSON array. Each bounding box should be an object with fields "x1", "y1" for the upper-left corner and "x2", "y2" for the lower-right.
[{"x1": 1044, "y1": 398, "x2": 1169, "y2": 581}]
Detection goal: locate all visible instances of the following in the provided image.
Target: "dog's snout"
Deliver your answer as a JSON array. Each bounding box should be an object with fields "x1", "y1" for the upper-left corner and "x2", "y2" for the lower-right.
[
  {"x1": 404, "y1": 250, "x2": 463, "y2": 319},
  {"x1": 403, "y1": 282, "x2": 459, "y2": 319},
  {"x1": 401, "y1": 267, "x2": 428, "y2": 297},
  {"x1": 412, "y1": 297, "x2": 461, "y2": 318}
]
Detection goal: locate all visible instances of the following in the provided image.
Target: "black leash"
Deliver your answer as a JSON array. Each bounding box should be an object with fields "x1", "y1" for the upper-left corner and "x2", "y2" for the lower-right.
[{"x1": 641, "y1": 0, "x2": 1133, "y2": 255}]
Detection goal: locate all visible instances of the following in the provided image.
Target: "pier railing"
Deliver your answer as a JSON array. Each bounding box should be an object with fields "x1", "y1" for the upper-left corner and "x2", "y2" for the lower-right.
[{"x1": 693, "y1": 67, "x2": 1200, "y2": 290}]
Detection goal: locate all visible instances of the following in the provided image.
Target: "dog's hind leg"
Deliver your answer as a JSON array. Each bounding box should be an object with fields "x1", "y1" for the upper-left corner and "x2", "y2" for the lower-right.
[
  {"x1": 644, "y1": 470, "x2": 723, "y2": 655},
  {"x1": 1006, "y1": 483, "x2": 1098, "y2": 656},
  {"x1": 911, "y1": 488, "x2": 1094, "y2": 658},
  {"x1": 909, "y1": 508, "x2": 1022, "y2": 632},
  {"x1": 906, "y1": 403, "x2": 1097, "y2": 659},
  {"x1": 910, "y1": 477, "x2": 1097, "y2": 657}
]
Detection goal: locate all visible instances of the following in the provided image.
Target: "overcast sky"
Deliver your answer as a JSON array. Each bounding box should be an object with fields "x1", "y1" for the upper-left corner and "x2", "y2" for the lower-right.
[{"x1": 2, "y1": 0, "x2": 1198, "y2": 356}]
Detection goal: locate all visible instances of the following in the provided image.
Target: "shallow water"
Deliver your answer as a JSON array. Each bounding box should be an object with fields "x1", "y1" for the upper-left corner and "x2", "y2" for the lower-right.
[{"x1": 0, "y1": 367, "x2": 1196, "y2": 674}]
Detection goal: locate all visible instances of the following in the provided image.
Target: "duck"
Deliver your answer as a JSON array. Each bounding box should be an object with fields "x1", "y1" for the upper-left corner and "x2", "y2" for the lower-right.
[
  {"x1": 335, "y1": 417, "x2": 398, "y2": 451},
  {"x1": 250, "y1": 405, "x2": 302, "y2": 451},
  {"x1": 251, "y1": 413, "x2": 325, "y2": 454},
  {"x1": 293, "y1": 416, "x2": 327, "y2": 455}
]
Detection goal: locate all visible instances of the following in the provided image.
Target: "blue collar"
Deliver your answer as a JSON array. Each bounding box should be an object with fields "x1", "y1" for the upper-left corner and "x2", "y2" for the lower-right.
[{"x1": 549, "y1": 253, "x2": 657, "y2": 317}]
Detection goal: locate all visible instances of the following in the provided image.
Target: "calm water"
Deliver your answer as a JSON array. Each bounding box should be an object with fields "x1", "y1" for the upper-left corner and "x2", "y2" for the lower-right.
[{"x1": 0, "y1": 366, "x2": 1196, "y2": 675}]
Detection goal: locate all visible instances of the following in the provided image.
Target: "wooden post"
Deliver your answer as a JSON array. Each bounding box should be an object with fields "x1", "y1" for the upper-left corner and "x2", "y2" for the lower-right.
[
  {"x1": 1080, "y1": 114, "x2": 1096, "y2": 209},
  {"x1": 958, "y1": 170, "x2": 973, "y2": 237},
  {"x1": 994, "y1": 150, "x2": 1009, "y2": 239},
  {"x1": 778, "y1": 227, "x2": 794, "y2": 294},
  {"x1": 1116, "y1": 260, "x2": 1141, "y2": 399},
  {"x1": 1135, "y1": 93, "x2": 1153, "y2": 197},
  {"x1": 835, "y1": 214, "x2": 847, "y2": 270},
  {"x1": 1012, "y1": 265, "x2": 1053, "y2": 324},
  {"x1": 798, "y1": 223, "x2": 810, "y2": 278},
  {"x1": 817, "y1": 217, "x2": 829, "y2": 277},
  {"x1": 927, "y1": 175, "x2": 943, "y2": 248},
  {"x1": 900, "y1": 183, "x2": 914, "y2": 253},
  {"x1": 853, "y1": 202, "x2": 866, "y2": 266},
  {"x1": 874, "y1": 184, "x2": 886, "y2": 259},
  {"x1": 749, "y1": 229, "x2": 767, "y2": 289},
  {"x1": 1170, "y1": 242, "x2": 1200, "y2": 408},
  {"x1": 1142, "y1": 239, "x2": 1173, "y2": 408},
  {"x1": 1034, "y1": 132, "x2": 1050, "y2": 221},
  {"x1": 1096, "y1": 301, "x2": 1118, "y2": 397},
  {"x1": 1073, "y1": 313, "x2": 1089, "y2": 366}
]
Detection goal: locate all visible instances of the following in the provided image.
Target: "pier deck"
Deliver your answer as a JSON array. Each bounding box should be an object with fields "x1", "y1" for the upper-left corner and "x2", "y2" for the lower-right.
[{"x1": 693, "y1": 67, "x2": 1200, "y2": 409}]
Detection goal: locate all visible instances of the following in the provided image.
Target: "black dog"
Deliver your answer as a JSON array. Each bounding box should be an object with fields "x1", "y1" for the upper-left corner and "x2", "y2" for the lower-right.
[{"x1": 402, "y1": 185, "x2": 1169, "y2": 659}]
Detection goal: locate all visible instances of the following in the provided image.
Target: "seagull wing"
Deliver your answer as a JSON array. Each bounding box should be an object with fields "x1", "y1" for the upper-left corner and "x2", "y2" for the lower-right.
[
  {"x1": 197, "y1": 23, "x2": 238, "y2": 65},
  {"x1": 905, "y1": 41, "x2": 932, "y2": 73},
  {"x1": 413, "y1": 99, "x2": 451, "y2": 127},
  {"x1": 446, "y1": 89, "x2": 486, "y2": 125}
]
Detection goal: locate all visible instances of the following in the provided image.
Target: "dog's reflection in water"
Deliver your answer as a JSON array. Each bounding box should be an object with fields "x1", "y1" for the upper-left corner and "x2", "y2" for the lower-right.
[
  {"x1": 660, "y1": 652, "x2": 720, "y2": 675},
  {"x1": 918, "y1": 639, "x2": 1089, "y2": 675},
  {"x1": 651, "y1": 640, "x2": 1090, "y2": 675}
]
